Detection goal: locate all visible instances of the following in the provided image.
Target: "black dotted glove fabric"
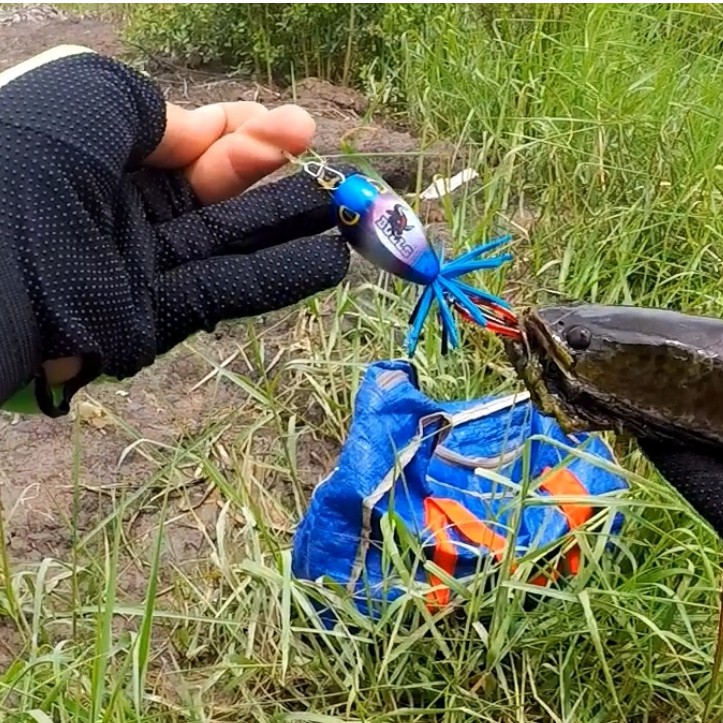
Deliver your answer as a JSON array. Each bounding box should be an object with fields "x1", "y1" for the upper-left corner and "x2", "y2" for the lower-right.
[
  {"x1": 637, "y1": 437, "x2": 723, "y2": 537},
  {"x1": 0, "y1": 49, "x2": 351, "y2": 415}
]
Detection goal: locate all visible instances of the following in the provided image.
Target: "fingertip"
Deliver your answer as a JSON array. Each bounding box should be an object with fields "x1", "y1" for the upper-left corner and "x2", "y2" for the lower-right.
[
  {"x1": 218, "y1": 100, "x2": 268, "y2": 133},
  {"x1": 186, "y1": 104, "x2": 318, "y2": 205},
  {"x1": 270, "y1": 104, "x2": 316, "y2": 153},
  {"x1": 237, "y1": 104, "x2": 316, "y2": 158}
]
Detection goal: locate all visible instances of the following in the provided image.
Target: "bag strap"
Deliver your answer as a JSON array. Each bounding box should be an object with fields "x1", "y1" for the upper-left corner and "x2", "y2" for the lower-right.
[
  {"x1": 538, "y1": 466, "x2": 592, "y2": 575},
  {"x1": 423, "y1": 466, "x2": 594, "y2": 610},
  {"x1": 424, "y1": 497, "x2": 508, "y2": 608}
]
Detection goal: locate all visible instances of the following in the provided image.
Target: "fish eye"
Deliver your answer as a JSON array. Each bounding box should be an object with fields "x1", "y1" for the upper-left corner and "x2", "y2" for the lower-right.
[{"x1": 564, "y1": 325, "x2": 591, "y2": 350}]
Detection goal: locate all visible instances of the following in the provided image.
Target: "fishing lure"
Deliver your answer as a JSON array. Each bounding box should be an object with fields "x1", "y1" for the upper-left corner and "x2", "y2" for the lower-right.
[{"x1": 298, "y1": 158, "x2": 519, "y2": 355}]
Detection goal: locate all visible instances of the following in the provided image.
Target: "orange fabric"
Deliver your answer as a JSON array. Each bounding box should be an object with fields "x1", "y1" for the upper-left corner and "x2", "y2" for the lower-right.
[
  {"x1": 427, "y1": 498, "x2": 508, "y2": 558},
  {"x1": 539, "y1": 467, "x2": 592, "y2": 577},
  {"x1": 530, "y1": 569, "x2": 560, "y2": 586},
  {"x1": 539, "y1": 467, "x2": 592, "y2": 530},
  {"x1": 423, "y1": 498, "x2": 456, "y2": 608},
  {"x1": 423, "y1": 468, "x2": 594, "y2": 609},
  {"x1": 423, "y1": 497, "x2": 510, "y2": 610},
  {"x1": 565, "y1": 546, "x2": 581, "y2": 575}
]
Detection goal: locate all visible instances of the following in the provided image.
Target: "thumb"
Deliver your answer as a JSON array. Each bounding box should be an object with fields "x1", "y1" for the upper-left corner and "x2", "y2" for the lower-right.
[{"x1": 153, "y1": 234, "x2": 350, "y2": 355}]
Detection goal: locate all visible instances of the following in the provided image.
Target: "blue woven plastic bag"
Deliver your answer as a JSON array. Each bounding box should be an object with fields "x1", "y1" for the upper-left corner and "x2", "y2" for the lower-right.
[{"x1": 292, "y1": 359, "x2": 628, "y2": 621}]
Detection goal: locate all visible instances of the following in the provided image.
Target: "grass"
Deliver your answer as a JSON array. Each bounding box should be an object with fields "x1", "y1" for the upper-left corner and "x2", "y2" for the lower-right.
[{"x1": 2, "y1": 2, "x2": 723, "y2": 721}]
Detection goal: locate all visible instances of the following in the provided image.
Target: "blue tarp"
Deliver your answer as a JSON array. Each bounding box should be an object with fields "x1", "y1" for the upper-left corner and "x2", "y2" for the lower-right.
[{"x1": 292, "y1": 359, "x2": 628, "y2": 621}]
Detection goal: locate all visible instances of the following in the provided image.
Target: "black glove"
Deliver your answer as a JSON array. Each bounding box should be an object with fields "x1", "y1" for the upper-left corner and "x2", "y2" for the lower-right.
[
  {"x1": 0, "y1": 47, "x2": 352, "y2": 417},
  {"x1": 636, "y1": 437, "x2": 723, "y2": 537}
]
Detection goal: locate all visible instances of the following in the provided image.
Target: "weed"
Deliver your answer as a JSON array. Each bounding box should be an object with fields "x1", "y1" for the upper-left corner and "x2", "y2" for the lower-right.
[{"x1": 1, "y1": 3, "x2": 722, "y2": 722}]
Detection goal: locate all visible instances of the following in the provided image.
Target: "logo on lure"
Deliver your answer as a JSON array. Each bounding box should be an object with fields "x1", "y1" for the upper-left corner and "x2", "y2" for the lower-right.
[
  {"x1": 298, "y1": 159, "x2": 519, "y2": 355},
  {"x1": 379, "y1": 204, "x2": 412, "y2": 241}
]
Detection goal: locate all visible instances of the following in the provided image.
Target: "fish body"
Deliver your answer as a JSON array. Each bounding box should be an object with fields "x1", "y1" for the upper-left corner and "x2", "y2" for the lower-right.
[{"x1": 504, "y1": 303, "x2": 723, "y2": 451}]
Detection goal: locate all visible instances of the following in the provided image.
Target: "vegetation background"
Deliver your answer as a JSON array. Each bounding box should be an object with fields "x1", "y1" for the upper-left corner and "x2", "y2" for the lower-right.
[{"x1": 1, "y1": 3, "x2": 723, "y2": 722}]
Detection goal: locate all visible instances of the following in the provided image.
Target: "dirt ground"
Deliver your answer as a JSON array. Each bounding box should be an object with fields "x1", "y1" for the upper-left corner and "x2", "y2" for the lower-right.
[{"x1": 0, "y1": 5, "x2": 473, "y2": 608}]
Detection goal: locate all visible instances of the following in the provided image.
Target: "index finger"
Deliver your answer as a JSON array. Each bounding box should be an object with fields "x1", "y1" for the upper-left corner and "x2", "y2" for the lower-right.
[
  {"x1": 143, "y1": 100, "x2": 270, "y2": 170},
  {"x1": 183, "y1": 104, "x2": 317, "y2": 205},
  {"x1": 143, "y1": 101, "x2": 317, "y2": 206}
]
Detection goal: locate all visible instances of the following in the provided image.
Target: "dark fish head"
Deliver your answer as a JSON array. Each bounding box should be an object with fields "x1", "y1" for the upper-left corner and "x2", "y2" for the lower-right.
[{"x1": 504, "y1": 303, "x2": 723, "y2": 447}]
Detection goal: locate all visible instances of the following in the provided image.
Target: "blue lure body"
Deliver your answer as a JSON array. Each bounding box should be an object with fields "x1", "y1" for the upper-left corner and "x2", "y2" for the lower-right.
[{"x1": 317, "y1": 166, "x2": 518, "y2": 355}]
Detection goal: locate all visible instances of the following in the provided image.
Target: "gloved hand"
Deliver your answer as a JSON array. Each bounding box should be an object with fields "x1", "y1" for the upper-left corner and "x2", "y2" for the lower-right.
[
  {"x1": 0, "y1": 46, "x2": 352, "y2": 417},
  {"x1": 636, "y1": 437, "x2": 723, "y2": 537}
]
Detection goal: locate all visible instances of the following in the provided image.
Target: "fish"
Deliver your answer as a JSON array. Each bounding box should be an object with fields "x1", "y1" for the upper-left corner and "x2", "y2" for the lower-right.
[{"x1": 503, "y1": 302, "x2": 723, "y2": 453}]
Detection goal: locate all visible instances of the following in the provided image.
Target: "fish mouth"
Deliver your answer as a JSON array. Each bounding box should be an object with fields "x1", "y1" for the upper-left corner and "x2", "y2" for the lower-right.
[
  {"x1": 503, "y1": 307, "x2": 584, "y2": 428},
  {"x1": 504, "y1": 306, "x2": 625, "y2": 435},
  {"x1": 505, "y1": 308, "x2": 574, "y2": 387},
  {"x1": 524, "y1": 310, "x2": 575, "y2": 373}
]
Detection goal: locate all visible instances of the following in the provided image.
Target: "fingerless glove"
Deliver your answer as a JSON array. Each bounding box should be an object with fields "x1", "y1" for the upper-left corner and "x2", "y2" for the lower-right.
[{"x1": 0, "y1": 46, "x2": 351, "y2": 416}]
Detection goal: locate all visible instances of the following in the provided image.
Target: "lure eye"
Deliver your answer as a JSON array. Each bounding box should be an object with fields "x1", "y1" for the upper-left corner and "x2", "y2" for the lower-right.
[
  {"x1": 565, "y1": 325, "x2": 592, "y2": 351},
  {"x1": 367, "y1": 178, "x2": 388, "y2": 194},
  {"x1": 338, "y1": 206, "x2": 361, "y2": 226}
]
